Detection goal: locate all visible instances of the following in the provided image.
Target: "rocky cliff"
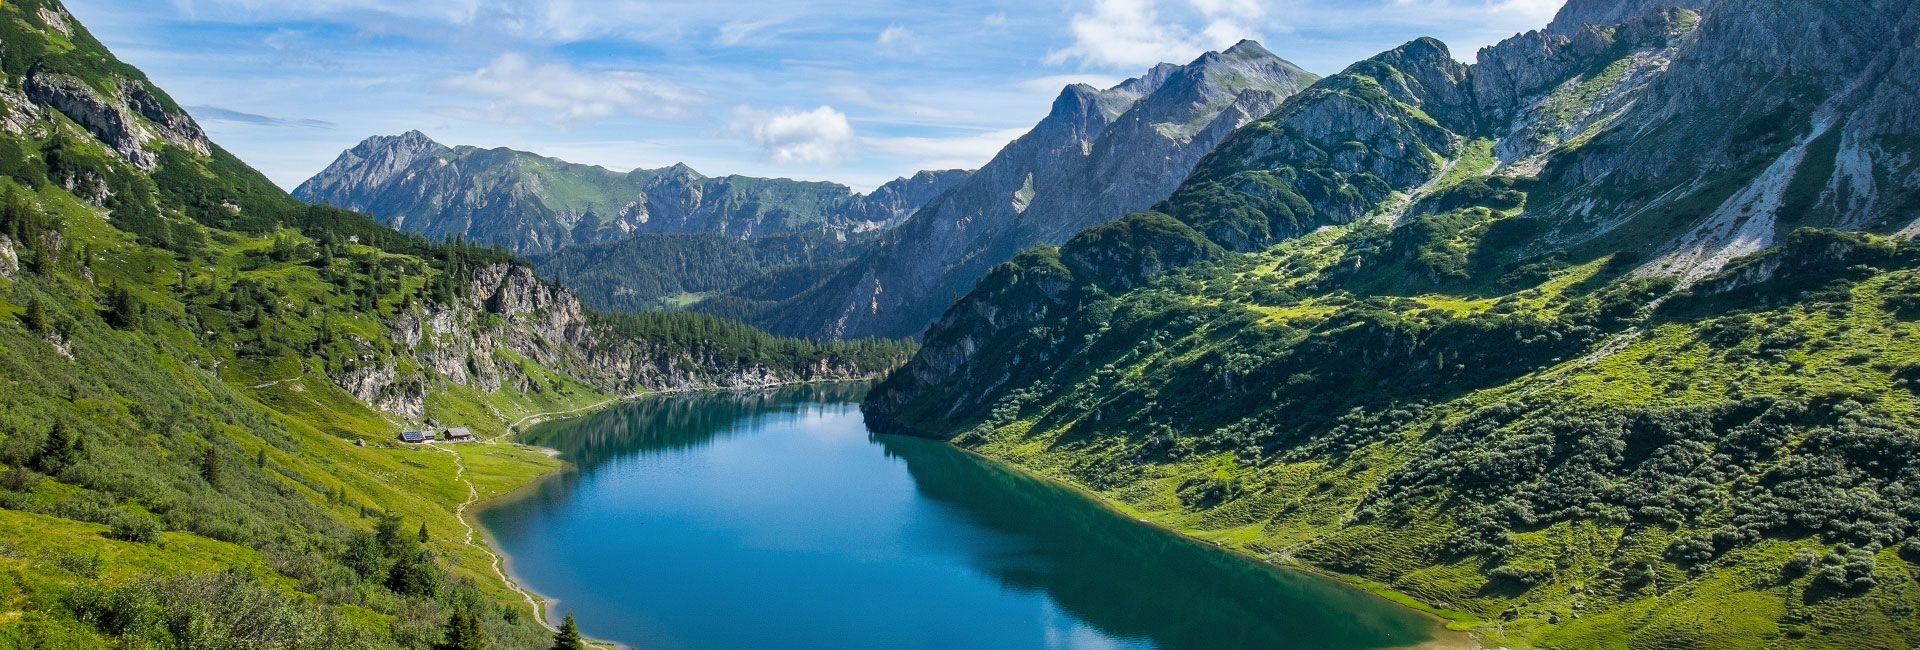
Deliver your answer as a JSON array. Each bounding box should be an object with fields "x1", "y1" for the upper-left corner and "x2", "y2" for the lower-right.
[
  {"x1": 729, "y1": 41, "x2": 1318, "y2": 340},
  {"x1": 330, "y1": 262, "x2": 887, "y2": 419}
]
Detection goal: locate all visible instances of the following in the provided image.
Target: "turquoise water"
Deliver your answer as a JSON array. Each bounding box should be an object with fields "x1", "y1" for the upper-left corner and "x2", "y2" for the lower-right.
[{"x1": 477, "y1": 385, "x2": 1453, "y2": 650}]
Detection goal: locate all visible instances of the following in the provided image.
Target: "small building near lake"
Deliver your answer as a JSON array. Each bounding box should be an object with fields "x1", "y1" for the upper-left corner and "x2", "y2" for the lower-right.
[
  {"x1": 442, "y1": 427, "x2": 474, "y2": 442},
  {"x1": 398, "y1": 430, "x2": 433, "y2": 444}
]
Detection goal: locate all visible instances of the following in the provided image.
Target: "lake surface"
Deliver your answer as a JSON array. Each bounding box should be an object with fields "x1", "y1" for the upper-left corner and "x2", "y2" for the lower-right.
[{"x1": 478, "y1": 384, "x2": 1457, "y2": 650}]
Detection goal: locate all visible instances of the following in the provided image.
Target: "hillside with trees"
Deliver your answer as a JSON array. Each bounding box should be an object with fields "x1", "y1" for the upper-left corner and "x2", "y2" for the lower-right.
[
  {"x1": 0, "y1": 2, "x2": 909, "y2": 648},
  {"x1": 867, "y1": 0, "x2": 1920, "y2": 647}
]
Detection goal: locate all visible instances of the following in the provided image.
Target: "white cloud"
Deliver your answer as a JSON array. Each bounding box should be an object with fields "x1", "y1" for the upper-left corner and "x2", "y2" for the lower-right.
[
  {"x1": 877, "y1": 24, "x2": 922, "y2": 55},
  {"x1": 983, "y1": 12, "x2": 1008, "y2": 28},
  {"x1": 716, "y1": 19, "x2": 777, "y2": 46},
  {"x1": 864, "y1": 127, "x2": 1030, "y2": 171},
  {"x1": 731, "y1": 105, "x2": 857, "y2": 165},
  {"x1": 878, "y1": 24, "x2": 912, "y2": 45},
  {"x1": 1044, "y1": 0, "x2": 1264, "y2": 69},
  {"x1": 438, "y1": 53, "x2": 700, "y2": 126}
]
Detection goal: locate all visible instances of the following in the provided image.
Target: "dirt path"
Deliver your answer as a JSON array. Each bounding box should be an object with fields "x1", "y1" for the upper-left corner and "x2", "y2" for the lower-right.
[
  {"x1": 427, "y1": 442, "x2": 557, "y2": 634},
  {"x1": 505, "y1": 397, "x2": 627, "y2": 430},
  {"x1": 248, "y1": 372, "x2": 305, "y2": 390},
  {"x1": 427, "y1": 398, "x2": 630, "y2": 649}
]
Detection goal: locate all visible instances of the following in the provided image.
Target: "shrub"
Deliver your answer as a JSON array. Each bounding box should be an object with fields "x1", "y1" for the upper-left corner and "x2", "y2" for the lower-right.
[
  {"x1": 1784, "y1": 549, "x2": 1819, "y2": 577},
  {"x1": 107, "y1": 513, "x2": 161, "y2": 544}
]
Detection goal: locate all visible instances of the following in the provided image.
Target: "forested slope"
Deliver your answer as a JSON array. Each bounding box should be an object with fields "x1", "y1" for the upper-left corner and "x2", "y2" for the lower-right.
[
  {"x1": 0, "y1": 2, "x2": 909, "y2": 648},
  {"x1": 867, "y1": 0, "x2": 1920, "y2": 647}
]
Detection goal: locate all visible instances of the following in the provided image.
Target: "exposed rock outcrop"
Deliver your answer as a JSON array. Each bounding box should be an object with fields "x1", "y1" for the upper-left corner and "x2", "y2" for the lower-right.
[
  {"x1": 22, "y1": 69, "x2": 209, "y2": 170},
  {"x1": 752, "y1": 40, "x2": 1320, "y2": 340},
  {"x1": 0, "y1": 234, "x2": 16, "y2": 281},
  {"x1": 327, "y1": 263, "x2": 882, "y2": 418}
]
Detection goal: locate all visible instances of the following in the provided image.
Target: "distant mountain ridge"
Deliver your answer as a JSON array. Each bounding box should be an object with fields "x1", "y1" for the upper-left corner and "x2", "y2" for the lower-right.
[
  {"x1": 706, "y1": 40, "x2": 1320, "y2": 339},
  {"x1": 294, "y1": 132, "x2": 969, "y2": 254}
]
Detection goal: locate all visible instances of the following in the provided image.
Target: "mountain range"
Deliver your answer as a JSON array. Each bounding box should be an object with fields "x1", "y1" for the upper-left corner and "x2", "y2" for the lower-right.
[
  {"x1": 868, "y1": 0, "x2": 1920, "y2": 647},
  {"x1": 298, "y1": 41, "x2": 1319, "y2": 339},
  {"x1": 718, "y1": 40, "x2": 1320, "y2": 339},
  {"x1": 295, "y1": 132, "x2": 968, "y2": 254}
]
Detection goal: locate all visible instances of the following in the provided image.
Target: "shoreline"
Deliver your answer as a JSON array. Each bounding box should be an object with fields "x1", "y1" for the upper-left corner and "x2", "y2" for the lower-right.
[
  {"x1": 458, "y1": 382, "x2": 876, "y2": 650},
  {"x1": 457, "y1": 396, "x2": 652, "y2": 650},
  {"x1": 460, "y1": 386, "x2": 1479, "y2": 650},
  {"x1": 916, "y1": 434, "x2": 1486, "y2": 650}
]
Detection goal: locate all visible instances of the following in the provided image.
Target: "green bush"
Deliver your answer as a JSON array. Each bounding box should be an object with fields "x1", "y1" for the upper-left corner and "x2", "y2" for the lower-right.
[{"x1": 106, "y1": 512, "x2": 160, "y2": 544}]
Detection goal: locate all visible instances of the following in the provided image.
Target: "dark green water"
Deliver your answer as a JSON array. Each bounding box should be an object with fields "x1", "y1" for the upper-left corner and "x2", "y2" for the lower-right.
[{"x1": 477, "y1": 385, "x2": 1454, "y2": 650}]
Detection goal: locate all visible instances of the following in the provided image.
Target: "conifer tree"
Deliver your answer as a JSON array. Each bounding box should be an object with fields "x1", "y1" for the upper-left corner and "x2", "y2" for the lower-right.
[
  {"x1": 24, "y1": 297, "x2": 48, "y2": 335},
  {"x1": 36, "y1": 420, "x2": 81, "y2": 475},
  {"x1": 432, "y1": 610, "x2": 487, "y2": 650},
  {"x1": 201, "y1": 444, "x2": 222, "y2": 489},
  {"x1": 550, "y1": 613, "x2": 586, "y2": 650}
]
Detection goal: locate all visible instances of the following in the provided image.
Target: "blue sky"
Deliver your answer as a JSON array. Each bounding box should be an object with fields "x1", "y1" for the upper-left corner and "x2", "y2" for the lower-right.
[{"x1": 66, "y1": 0, "x2": 1567, "y2": 192}]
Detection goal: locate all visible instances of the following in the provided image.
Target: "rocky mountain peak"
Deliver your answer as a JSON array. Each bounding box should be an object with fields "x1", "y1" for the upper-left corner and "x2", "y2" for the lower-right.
[
  {"x1": 355, "y1": 130, "x2": 442, "y2": 159},
  {"x1": 1546, "y1": 0, "x2": 1711, "y2": 35},
  {"x1": 1222, "y1": 38, "x2": 1275, "y2": 59},
  {"x1": 1046, "y1": 83, "x2": 1110, "y2": 121},
  {"x1": 651, "y1": 161, "x2": 705, "y2": 184},
  {"x1": 744, "y1": 41, "x2": 1319, "y2": 340},
  {"x1": 1116, "y1": 62, "x2": 1183, "y2": 97}
]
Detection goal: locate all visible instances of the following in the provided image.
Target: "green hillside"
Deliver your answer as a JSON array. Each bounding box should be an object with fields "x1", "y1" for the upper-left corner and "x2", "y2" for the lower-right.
[
  {"x1": 867, "y1": 2, "x2": 1920, "y2": 648},
  {"x1": 0, "y1": 2, "x2": 908, "y2": 648}
]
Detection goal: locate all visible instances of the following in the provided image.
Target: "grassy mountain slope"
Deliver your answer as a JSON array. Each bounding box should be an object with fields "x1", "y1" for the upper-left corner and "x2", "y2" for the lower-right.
[
  {"x1": 867, "y1": 1, "x2": 1920, "y2": 647},
  {"x1": 0, "y1": 2, "x2": 910, "y2": 648}
]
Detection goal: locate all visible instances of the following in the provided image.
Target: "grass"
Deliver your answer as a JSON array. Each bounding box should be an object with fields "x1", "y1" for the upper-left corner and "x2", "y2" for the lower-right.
[{"x1": 907, "y1": 223, "x2": 1920, "y2": 649}]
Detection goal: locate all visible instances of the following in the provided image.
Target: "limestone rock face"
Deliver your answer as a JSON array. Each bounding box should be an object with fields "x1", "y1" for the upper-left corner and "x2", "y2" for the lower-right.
[
  {"x1": 326, "y1": 263, "x2": 880, "y2": 418},
  {"x1": 756, "y1": 40, "x2": 1320, "y2": 340},
  {"x1": 1545, "y1": 0, "x2": 1709, "y2": 35},
  {"x1": 0, "y1": 235, "x2": 16, "y2": 281},
  {"x1": 22, "y1": 70, "x2": 208, "y2": 170}
]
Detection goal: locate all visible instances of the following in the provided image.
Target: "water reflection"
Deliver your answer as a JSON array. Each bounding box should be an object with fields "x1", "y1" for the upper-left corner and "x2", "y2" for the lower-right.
[
  {"x1": 877, "y1": 434, "x2": 1441, "y2": 650},
  {"x1": 519, "y1": 383, "x2": 870, "y2": 469},
  {"x1": 481, "y1": 386, "x2": 1453, "y2": 650}
]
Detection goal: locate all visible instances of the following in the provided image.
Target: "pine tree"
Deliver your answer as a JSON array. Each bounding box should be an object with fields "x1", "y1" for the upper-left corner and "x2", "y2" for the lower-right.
[
  {"x1": 35, "y1": 420, "x2": 81, "y2": 475},
  {"x1": 418, "y1": 521, "x2": 430, "y2": 544},
  {"x1": 103, "y1": 282, "x2": 143, "y2": 329},
  {"x1": 200, "y1": 444, "x2": 222, "y2": 489},
  {"x1": 1, "y1": 184, "x2": 42, "y2": 246},
  {"x1": 432, "y1": 610, "x2": 487, "y2": 650},
  {"x1": 550, "y1": 613, "x2": 586, "y2": 650},
  {"x1": 375, "y1": 512, "x2": 406, "y2": 553},
  {"x1": 24, "y1": 297, "x2": 48, "y2": 335}
]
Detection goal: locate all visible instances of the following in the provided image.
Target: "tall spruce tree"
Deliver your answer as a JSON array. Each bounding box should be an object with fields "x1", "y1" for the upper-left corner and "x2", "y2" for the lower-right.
[
  {"x1": 550, "y1": 613, "x2": 586, "y2": 650},
  {"x1": 35, "y1": 420, "x2": 81, "y2": 475},
  {"x1": 432, "y1": 610, "x2": 487, "y2": 650}
]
